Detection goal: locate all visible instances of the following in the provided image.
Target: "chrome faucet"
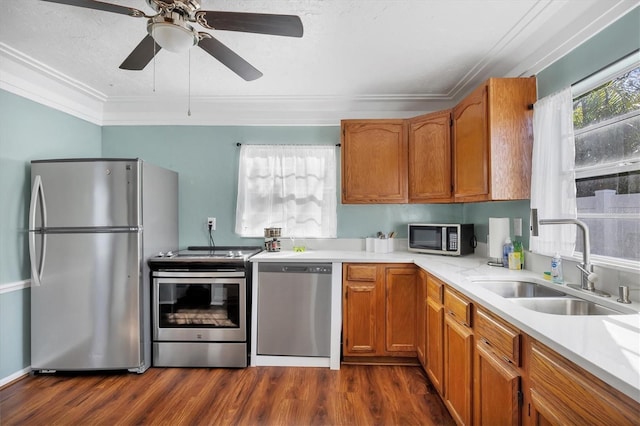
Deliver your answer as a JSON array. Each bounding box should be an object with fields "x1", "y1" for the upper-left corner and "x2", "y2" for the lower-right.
[{"x1": 537, "y1": 218, "x2": 607, "y2": 295}]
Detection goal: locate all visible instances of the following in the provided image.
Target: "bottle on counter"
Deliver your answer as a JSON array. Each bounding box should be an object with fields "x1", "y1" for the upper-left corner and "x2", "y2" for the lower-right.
[
  {"x1": 551, "y1": 253, "x2": 563, "y2": 284},
  {"x1": 510, "y1": 239, "x2": 524, "y2": 270},
  {"x1": 503, "y1": 237, "x2": 514, "y2": 268}
]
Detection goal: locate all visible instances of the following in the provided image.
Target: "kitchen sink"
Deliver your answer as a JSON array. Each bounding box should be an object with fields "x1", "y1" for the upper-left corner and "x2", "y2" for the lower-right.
[
  {"x1": 472, "y1": 280, "x2": 567, "y2": 298},
  {"x1": 510, "y1": 297, "x2": 625, "y2": 316}
]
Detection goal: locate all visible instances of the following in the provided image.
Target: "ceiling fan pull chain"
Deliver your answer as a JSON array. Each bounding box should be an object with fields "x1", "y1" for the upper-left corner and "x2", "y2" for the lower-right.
[
  {"x1": 188, "y1": 49, "x2": 192, "y2": 117},
  {"x1": 153, "y1": 39, "x2": 157, "y2": 93}
]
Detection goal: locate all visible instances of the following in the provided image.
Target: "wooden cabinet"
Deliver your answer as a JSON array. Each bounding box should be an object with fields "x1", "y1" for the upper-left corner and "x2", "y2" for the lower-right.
[
  {"x1": 408, "y1": 110, "x2": 453, "y2": 203},
  {"x1": 341, "y1": 120, "x2": 408, "y2": 203},
  {"x1": 342, "y1": 264, "x2": 380, "y2": 355},
  {"x1": 452, "y1": 77, "x2": 536, "y2": 202},
  {"x1": 529, "y1": 340, "x2": 640, "y2": 426},
  {"x1": 443, "y1": 287, "x2": 474, "y2": 425},
  {"x1": 416, "y1": 268, "x2": 428, "y2": 367},
  {"x1": 426, "y1": 275, "x2": 445, "y2": 395},
  {"x1": 342, "y1": 263, "x2": 417, "y2": 360},
  {"x1": 474, "y1": 308, "x2": 522, "y2": 426}
]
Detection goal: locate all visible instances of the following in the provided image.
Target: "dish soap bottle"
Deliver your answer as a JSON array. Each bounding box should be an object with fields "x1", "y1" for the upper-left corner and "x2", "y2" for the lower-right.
[
  {"x1": 502, "y1": 237, "x2": 514, "y2": 268},
  {"x1": 551, "y1": 253, "x2": 563, "y2": 284}
]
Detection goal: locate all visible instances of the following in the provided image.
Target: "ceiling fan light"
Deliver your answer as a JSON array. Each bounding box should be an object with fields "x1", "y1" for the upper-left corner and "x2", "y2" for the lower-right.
[{"x1": 151, "y1": 22, "x2": 197, "y2": 53}]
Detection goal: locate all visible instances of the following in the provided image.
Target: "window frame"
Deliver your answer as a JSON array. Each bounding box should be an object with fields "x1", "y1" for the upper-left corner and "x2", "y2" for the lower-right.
[{"x1": 570, "y1": 53, "x2": 640, "y2": 271}]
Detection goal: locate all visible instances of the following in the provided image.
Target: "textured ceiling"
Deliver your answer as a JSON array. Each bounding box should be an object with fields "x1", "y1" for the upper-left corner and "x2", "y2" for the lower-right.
[{"x1": 0, "y1": 0, "x2": 637, "y2": 124}]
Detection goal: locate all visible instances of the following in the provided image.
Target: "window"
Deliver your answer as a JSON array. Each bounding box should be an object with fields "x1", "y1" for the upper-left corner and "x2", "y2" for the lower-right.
[
  {"x1": 571, "y1": 57, "x2": 640, "y2": 263},
  {"x1": 235, "y1": 144, "x2": 337, "y2": 238}
]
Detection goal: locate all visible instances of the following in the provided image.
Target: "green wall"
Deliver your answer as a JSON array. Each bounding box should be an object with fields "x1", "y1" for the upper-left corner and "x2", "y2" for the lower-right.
[
  {"x1": 0, "y1": 90, "x2": 101, "y2": 379},
  {"x1": 102, "y1": 126, "x2": 462, "y2": 248}
]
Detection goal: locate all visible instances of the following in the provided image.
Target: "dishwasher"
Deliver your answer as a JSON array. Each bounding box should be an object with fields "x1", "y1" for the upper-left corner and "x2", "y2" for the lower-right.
[{"x1": 257, "y1": 263, "x2": 332, "y2": 357}]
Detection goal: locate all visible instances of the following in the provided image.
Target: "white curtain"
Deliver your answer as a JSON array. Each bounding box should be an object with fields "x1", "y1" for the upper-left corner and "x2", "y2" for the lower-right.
[
  {"x1": 529, "y1": 87, "x2": 577, "y2": 255},
  {"x1": 235, "y1": 144, "x2": 337, "y2": 238}
]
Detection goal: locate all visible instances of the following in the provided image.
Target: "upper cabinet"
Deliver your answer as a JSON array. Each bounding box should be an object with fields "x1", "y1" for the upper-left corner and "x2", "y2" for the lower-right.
[
  {"x1": 341, "y1": 77, "x2": 536, "y2": 204},
  {"x1": 341, "y1": 119, "x2": 408, "y2": 203},
  {"x1": 408, "y1": 110, "x2": 453, "y2": 203},
  {"x1": 452, "y1": 77, "x2": 536, "y2": 202}
]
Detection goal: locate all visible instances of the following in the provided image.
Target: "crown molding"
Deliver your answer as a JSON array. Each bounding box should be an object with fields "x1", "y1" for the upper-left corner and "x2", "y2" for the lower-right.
[
  {"x1": 0, "y1": 43, "x2": 105, "y2": 125},
  {"x1": 1, "y1": 1, "x2": 637, "y2": 126}
]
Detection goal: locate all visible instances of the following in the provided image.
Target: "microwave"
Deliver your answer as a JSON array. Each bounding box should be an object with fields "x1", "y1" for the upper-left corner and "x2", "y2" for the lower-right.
[{"x1": 408, "y1": 223, "x2": 475, "y2": 256}]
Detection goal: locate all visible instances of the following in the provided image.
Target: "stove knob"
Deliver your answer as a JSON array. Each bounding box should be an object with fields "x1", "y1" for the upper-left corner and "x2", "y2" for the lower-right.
[
  {"x1": 235, "y1": 251, "x2": 243, "y2": 257},
  {"x1": 227, "y1": 251, "x2": 234, "y2": 258},
  {"x1": 166, "y1": 251, "x2": 174, "y2": 257},
  {"x1": 157, "y1": 252, "x2": 165, "y2": 257}
]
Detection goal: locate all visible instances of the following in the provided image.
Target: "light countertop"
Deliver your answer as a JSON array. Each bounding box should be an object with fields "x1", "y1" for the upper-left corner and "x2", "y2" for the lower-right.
[{"x1": 252, "y1": 249, "x2": 640, "y2": 402}]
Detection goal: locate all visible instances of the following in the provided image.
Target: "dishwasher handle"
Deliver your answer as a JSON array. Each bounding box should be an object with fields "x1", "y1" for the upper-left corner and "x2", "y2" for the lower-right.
[{"x1": 259, "y1": 263, "x2": 332, "y2": 274}]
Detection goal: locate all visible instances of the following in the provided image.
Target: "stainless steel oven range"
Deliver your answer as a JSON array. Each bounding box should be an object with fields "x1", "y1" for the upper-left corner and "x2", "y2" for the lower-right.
[{"x1": 148, "y1": 246, "x2": 262, "y2": 368}]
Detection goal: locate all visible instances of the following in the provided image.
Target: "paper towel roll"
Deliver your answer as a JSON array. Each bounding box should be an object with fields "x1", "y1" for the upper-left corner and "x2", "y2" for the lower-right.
[{"x1": 489, "y1": 217, "x2": 510, "y2": 259}]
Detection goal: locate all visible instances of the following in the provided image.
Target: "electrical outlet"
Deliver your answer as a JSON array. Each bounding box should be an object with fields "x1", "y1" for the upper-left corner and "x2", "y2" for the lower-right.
[
  {"x1": 207, "y1": 217, "x2": 216, "y2": 231},
  {"x1": 514, "y1": 217, "x2": 522, "y2": 237}
]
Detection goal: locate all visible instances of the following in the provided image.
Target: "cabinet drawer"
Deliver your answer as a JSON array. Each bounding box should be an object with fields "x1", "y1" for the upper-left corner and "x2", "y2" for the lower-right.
[
  {"x1": 444, "y1": 288, "x2": 472, "y2": 327},
  {"x1": 475, "y1": 308, "x2": 521, "y2": 366},
  {"x1": 427, "y1": 275, "x2": 444, "y2": 303},
  {"x1": 345, "y1": 264, "x2": 377, "y2": 281}
]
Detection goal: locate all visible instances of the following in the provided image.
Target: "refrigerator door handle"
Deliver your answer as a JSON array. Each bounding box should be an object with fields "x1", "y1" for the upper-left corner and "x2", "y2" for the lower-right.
[{"x1": 29, "y1": 175, "x2": 47, "y2": 286}]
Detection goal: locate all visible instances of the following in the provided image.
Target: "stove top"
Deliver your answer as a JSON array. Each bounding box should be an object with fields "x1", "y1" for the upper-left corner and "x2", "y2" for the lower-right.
[{"x1": 148, "y1": 246, "x2": 263, "y2": 267}]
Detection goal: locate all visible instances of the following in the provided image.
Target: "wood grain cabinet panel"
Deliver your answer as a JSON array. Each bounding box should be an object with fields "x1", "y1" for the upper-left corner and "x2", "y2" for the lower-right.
[
  {"x1": 416, "y1": 268, "x2": 427, "y2": 367},
  {"x1": 444, "y1": 313, "x2": 474, "y2": 426},
  {"x1": 408, "y1": 110, "x2": 453, "y2": 203},
  {"x1": 342, "y1": 279, "x2": 379, "y2": 355},
  {"x1": 385, "y1": 267, "x2": 418, "y2": 353},
  {"x1": 452, "y1": 77, "x2": 536, "y2": 202},
  {"x1": 474, "y1": 343, "x2": 521, "y2": 426},
  {"x1": 342, "y1": 264, "x2": 417, "y2": 361},
  {"x1": 529, "y1": 340, "x2": 640, "y2": 426},
  {"x1": 341, "y1": 120, "x2": 408, "y2": 203},
  {"x1": 426, "y1": 282, "x2": 444, "y2": 395}
]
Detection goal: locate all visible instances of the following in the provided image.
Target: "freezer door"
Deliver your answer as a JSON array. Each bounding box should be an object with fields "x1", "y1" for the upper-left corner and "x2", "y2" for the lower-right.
[
  {"x1": 30, "y1": 160, "x2": 141, "y2": 228},
  {"x1": 30, "y1": 231, "x2": 143, "y2": 371}
]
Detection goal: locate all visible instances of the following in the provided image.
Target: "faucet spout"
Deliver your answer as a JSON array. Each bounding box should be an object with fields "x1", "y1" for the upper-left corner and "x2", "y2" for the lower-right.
[{"x1": 538, "y1": 218, "x2": 593, "y2": 291}]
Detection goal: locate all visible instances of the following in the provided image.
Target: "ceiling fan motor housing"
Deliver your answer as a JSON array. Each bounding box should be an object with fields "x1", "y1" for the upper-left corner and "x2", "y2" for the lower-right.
[{"x1": 147, "y1": 12, "x2": 199, "y2": 52}]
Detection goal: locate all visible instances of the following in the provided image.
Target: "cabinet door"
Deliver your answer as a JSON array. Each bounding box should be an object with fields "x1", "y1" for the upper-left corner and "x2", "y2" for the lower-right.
[
  {"x1": 341, "y1": 120, "x2": 408, "y2": 203},
  {"x1": 416, "y1": 269, "x2": 427, "y2": 367},
  {"x1": 444, "y1": 315, "x2": 474, "y2": 426},
  {"x1": 452, "y1": 84, "x2": 489, "y2": 202},
  {"x1": 343, "y1": 280, "x2": 380, "y2": 356},
  {"x1": 385, "y1": 267, "x2": 417, "y2": 354},
  {"x1": 408, "y1": 110, "x2": 452, "y2": 203},
  {"x1": 474, "y1": 343, "x2": 521, "y2": 426},
  {"x1": 426, "y1": 297, "x2": 444, "y2": 395}
]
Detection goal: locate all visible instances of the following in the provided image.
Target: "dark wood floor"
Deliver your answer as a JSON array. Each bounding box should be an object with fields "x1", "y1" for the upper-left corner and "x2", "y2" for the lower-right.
[{"x1": 0, "y1": 365, "x2": 454, "y2": 426}]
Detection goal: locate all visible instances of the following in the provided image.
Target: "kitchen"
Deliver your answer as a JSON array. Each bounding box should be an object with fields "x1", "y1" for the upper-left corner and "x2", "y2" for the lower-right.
[{"x1": 1, "y1": 0, "x2": 640, "y2": 425}]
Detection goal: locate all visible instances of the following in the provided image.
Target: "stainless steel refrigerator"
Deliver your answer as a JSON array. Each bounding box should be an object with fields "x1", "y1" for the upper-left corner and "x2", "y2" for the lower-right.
[{"x1": 28, "y1": 158, "x2": 178, "y2": 373}]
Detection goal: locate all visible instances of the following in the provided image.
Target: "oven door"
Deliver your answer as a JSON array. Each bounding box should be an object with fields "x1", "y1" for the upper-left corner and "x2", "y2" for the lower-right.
[{"x1": 153, "y1": 274, "x2": 246, "y2": 342}]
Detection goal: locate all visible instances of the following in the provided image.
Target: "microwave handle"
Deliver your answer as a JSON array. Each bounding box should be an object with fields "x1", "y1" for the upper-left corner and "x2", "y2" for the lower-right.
[{"x1": 442, "y1": 227, "x2": 448, "y2": 250}]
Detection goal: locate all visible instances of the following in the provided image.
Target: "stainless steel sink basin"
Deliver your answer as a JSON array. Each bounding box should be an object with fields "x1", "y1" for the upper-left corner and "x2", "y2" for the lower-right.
[
  {"x1": 473, "y1": 280, "x2": 567, "y2": 298},
  {"x1": 510, "y1": 297, "x2": 624, "y2": 315}
]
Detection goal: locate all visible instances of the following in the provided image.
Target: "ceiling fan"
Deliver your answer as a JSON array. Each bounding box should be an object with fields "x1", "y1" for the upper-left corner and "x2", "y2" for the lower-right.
[{"x1": 39, "y1": 0, "x2": 304, "y2": 81}]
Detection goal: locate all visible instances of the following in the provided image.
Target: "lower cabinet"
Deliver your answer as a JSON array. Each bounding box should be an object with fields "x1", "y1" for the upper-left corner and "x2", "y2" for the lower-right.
[
  {"x1": 474, "y1": 308, "x2": 523, "y2": 426},
  {"x1": 416, "y1": 268, "x2": 428, "y2": 367},
  {"x1": 343, "y1": 267, "x2": 640, "y2": 425},
  {"x1": 425, "y1": 275, "x2": 445, "y2": 395},
  {"x1": 443, "y1": 287, "x2": 474, "y2": 426},
  {"x1": 529, "y1": 340, "x2": 640, "y2": 426},
  {"x1": 342, "y1": 263, "x2": 417, "y2": 360}
]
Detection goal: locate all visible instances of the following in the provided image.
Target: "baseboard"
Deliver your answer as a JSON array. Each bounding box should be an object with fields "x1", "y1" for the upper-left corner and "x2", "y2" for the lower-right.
[{"x1": 0, "y1": 367, "x2": 31, "y2": 389}]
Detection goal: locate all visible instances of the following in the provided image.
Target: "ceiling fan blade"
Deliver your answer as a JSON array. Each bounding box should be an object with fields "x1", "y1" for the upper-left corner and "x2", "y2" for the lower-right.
[
  {"x1": 197, "y1": 35, "x2": 263, "y2": 81},
  {"x1": 39, "y1": 0, "x2": 147, "y2": 17},
  {"x1": 119, "y1": 35, "x2": 162, "y2": 70},
  {"x1": 197, "y1": 11, "x2": 303, "y2": 37}
]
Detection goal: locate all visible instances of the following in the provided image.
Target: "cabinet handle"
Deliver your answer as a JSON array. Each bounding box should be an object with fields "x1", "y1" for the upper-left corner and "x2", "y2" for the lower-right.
[{"x1": 481, "y1": 337, "x2": 491, "y2": 346}]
